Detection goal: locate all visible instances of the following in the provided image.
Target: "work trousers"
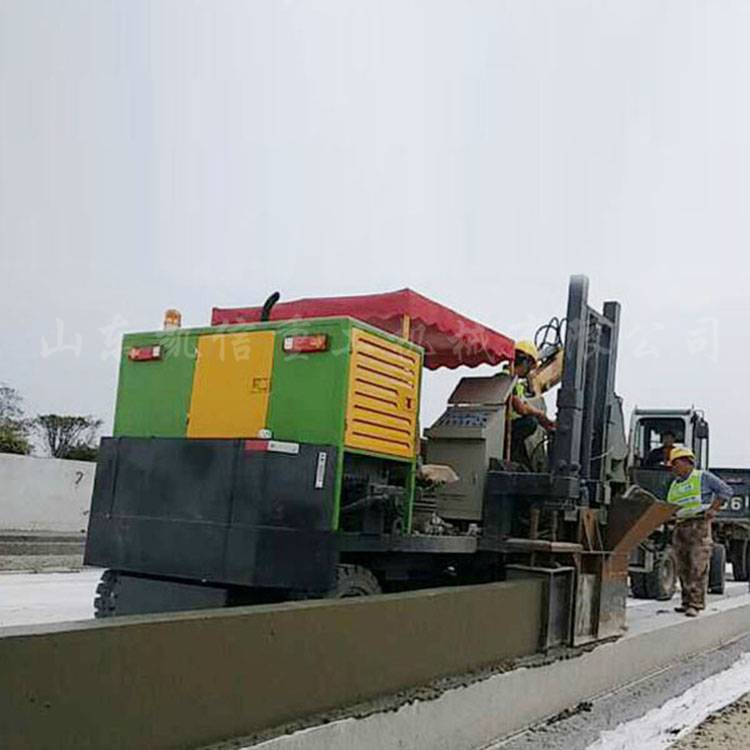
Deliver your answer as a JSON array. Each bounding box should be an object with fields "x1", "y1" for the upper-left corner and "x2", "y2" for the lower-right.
[
  {"x1": 673, "y1": 516, "x2": 712, "y2": 611},
  {"x1": 510, "y1": 415, "x2": 537, "y2": 467}
]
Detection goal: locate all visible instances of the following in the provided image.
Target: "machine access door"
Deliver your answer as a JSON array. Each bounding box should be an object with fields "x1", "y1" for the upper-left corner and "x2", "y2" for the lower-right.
[{"x1": 187, "y1": 331, "x2": 275, "y2": 438}]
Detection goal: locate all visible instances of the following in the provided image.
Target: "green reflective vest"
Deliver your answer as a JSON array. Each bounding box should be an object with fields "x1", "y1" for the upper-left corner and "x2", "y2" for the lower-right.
[
  {"x1": 667, "y1": 470, "x2": 705, "y2": 519},
  {"x1": 511, "y1": 379, "x2": 528, "y2": 421}
]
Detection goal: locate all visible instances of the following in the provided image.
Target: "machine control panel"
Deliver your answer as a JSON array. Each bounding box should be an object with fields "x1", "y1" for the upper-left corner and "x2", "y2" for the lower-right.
[
  {"x1": 424, "y1": 373, "x2": 511, "y2": 522},
  {"x1": 434, "y1": 407, "x2": 496, "y2": 428}
]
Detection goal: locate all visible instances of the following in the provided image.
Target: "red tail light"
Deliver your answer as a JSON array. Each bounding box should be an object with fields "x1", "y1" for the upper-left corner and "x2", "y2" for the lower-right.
[
  {"x1": 283, "y1": 335, "x2": 328, "y2": 354},
  {"x1": 128, "y1": 345, "x2": 162, "y2": 361}
]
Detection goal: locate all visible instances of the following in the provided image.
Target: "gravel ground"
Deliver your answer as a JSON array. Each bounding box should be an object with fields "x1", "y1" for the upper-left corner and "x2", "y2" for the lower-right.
[{"x1": 672, "y1": 693, "x2": 750, "y2": 749}]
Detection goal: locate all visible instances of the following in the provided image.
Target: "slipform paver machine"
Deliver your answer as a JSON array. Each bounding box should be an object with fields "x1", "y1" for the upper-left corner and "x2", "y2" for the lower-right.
[{"x1": 85, "y1": 275, "x2": 672, "y2": 647}]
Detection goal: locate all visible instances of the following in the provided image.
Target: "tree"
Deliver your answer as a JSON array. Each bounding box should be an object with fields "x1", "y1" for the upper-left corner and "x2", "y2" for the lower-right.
[
  {"x1": 0, "y1": 384, "x2": 31, "y2": 455},
  {"x1": 63, "y1": 442, "x2": 99, "y2": 462},
  {"x1": 34, "y1": 414, "x2": 102, "y2": 460}
]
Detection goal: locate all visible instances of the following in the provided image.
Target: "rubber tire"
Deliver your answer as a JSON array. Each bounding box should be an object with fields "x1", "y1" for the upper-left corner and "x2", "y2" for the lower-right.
[
  {"x1": 731, "y1": 540, "x2": 749, "y2": 582},
  {"x1": 709, "y1": 543, "x2": 727, "y2": 595},
  {"x1": 93, "y1": 569, "x2": 118, "y2": 618},
  {"x1": 647, "y1": 547, "x2": 677, "y2": 601},
  {"x1": 630, "y1": 572, "x2": 650, "y2": 599},
  {"x1": 329, "y1": 564, "x2": 382, "y2": 598},
  {"x1": 630, "y1": 548, "x2": 676, "y2": 601}
]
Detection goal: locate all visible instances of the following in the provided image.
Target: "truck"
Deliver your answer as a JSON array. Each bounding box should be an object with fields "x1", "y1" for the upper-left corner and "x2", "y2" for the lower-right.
[
  {"x1": 628, "y1": 407, "x2": 750, "y2": 599},
  {"x1": 84, "y1": 275, "x2": 672, "y2": 648}
]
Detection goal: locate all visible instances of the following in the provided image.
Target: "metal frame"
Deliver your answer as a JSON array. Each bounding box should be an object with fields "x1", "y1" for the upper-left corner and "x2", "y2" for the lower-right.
[{"x1": 552, "y1": 274, "x2": 622, "y2": 506}]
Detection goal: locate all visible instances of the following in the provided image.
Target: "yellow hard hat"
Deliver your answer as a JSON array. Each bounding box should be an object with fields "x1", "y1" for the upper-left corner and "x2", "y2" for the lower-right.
[
  {"x1": 669, "y1": 446, "x2": 695, "y2": 465},
  {"x1": 515, "y1": 340, "x2": 539, "y2": 362}
]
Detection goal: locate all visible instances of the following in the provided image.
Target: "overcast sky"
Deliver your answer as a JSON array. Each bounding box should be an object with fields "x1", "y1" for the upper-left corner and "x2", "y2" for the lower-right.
[{"x1": 1, "y1": 0, "x2": 748, "y2": 464}]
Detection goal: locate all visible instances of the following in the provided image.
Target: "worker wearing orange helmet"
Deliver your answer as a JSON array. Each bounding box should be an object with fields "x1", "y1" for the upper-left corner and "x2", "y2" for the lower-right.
[
  {"x1": 667, "y1": 447, "x2": 732, "y2": 617},
  {"x1": 509, "y1": 340, "x2": 556, "y2": 466}
]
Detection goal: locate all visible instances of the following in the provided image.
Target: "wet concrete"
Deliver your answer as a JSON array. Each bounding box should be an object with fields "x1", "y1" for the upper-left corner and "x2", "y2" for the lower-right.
[
  {"x1": 242, "y1": 589, "x2": 750, "y2": 750},
  {"x1": 213, "y1": 641, "x2": 606, "y2": 749},
  {"x1": 0, "y1": 579, "x2": 542, "y2": 750}
]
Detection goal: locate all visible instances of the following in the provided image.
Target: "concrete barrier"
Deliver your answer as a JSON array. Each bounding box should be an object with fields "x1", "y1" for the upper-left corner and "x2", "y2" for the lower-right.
[
  {"x1": 0, "y1": 579, "x2": 542, "y2": 750},
  {"x1": 250, "y1": 593, "x2": 750, "y2": 750},
  {"x1": 0, "y1": 453, "x2": 94, "y2": 533}
]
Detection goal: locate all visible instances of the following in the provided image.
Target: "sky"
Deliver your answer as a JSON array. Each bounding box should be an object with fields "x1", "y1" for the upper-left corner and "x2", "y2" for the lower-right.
[{"x1": 0, "y1": 0, "x2": 748, "y2": 464}]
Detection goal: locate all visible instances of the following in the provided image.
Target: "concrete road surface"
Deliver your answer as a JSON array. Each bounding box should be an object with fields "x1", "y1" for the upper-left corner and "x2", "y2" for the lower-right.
[{"x1": 0, "y1": 568, "x2": 101, "y2": 627}]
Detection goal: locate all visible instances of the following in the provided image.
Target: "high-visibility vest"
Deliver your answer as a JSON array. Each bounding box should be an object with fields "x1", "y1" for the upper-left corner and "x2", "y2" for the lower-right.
[
  {"x1": 511, "y1": 379, "x2": 528, "y2": 421},
  {"x1": 667, "y1": 470, "x2": 705, "y2": 519}
]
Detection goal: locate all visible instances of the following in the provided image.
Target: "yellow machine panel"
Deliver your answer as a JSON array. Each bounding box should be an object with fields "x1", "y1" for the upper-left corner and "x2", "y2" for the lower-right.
[
  {"x1": 345, "y1": 328, "x2": 421, "y2": 458},
  {"x1": 187, "y1": 331, "x2": 275, "y2": 438}
]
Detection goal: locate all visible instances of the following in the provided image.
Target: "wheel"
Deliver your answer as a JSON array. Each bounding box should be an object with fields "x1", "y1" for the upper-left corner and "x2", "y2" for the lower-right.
[
  {"x1": 647, "y1": 547, "x2": 677, "y2": 601},
  {"x1": 93, "y1": 569, "x2": 119, "y2": 618},
  {"x1": 630, "y1": 572, "x2": 650, "y2": 599},
  {"x1": 94, "y1": 569, "x2": 233, "y2": 615},
  {"x1": 630, "y1": 548, "x2": 676, "y2": 600},
  {"x1": 709, "y1": 543, "x2": 727, "y2": 595},
  {"x1": 329, "y1": 564, "x2": 382, "y2": 598},
  {"x1": 730, "y1": 540, "x2": 749, "y2": 582}
]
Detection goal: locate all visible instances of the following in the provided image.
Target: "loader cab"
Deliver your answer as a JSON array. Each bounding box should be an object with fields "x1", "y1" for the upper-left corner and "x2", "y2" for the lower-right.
[{"x1": 628, "y1": 408, "x2": 710, "y2": 500}]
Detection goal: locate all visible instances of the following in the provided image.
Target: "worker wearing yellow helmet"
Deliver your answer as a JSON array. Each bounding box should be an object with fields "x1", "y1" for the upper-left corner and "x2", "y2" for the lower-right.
[
  {"x1": 667, "y1": 446, "x2": 732, "y2": 617},
  {"x1": 509, "y1": 340, "x2": 556, "y2": 467}
]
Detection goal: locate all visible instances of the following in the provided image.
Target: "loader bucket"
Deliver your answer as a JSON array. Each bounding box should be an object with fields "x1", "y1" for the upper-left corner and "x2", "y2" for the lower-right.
[
  {"x1": 594, "y1": 486, "x2": 676, "y2": 641},
  {"x1": 606, "y1": 485, "x2": 676, "y2": 556}
]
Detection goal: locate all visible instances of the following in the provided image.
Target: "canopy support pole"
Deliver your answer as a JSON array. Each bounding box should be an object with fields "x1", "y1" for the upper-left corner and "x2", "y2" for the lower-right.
[{"x1": 401, "y1": 314, "x2": 411, "y2": 340}]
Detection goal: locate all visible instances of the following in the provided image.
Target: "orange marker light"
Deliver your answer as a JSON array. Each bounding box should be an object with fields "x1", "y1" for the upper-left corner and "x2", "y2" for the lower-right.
[{"x1": 163, "y1": 309, "x2": 182, "y2": 330}]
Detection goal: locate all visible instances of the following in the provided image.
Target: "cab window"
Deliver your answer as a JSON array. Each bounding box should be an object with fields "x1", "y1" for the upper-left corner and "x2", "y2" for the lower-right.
[{"x1": 635, "y1": 418, "x2": 685, "y2": 467}]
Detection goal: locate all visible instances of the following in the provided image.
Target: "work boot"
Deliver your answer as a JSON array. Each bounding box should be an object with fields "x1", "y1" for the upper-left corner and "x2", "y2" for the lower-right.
[
  {"x1": 684, "y1": 607, "x2": 699, "y2": 618},
  {"x1": 674, "y1": 605, "x2": 687, "y2": 613}
]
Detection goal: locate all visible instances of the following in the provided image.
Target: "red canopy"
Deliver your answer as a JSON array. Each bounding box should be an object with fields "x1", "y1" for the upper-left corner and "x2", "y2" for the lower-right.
[{"x1": 211, "y1": 289, "x2": 515, "y2": 370}]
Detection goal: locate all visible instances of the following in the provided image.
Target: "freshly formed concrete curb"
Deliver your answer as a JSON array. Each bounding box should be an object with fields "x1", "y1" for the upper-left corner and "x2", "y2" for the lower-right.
[
  {"x1": 250, "y1": 597, "x2": 750, "y2": 750},
  {"x1": 0, "y1": 579, "x2": 542, "y2": 750}
]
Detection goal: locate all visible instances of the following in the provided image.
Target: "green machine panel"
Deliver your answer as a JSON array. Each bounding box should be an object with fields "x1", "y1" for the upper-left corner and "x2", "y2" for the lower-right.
[
  {"x1": 113, "y1": 331, "x2": 198, "y2": 438},
  {"x1": 266, "y1": 318, "x2": 352, "y2": 447},
  {"x1": 110, "y1": 317, "x2": 422, "y2": 532},
  {"x1": 113, "y1": 317, "x2": 422, "y2": 454}
]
